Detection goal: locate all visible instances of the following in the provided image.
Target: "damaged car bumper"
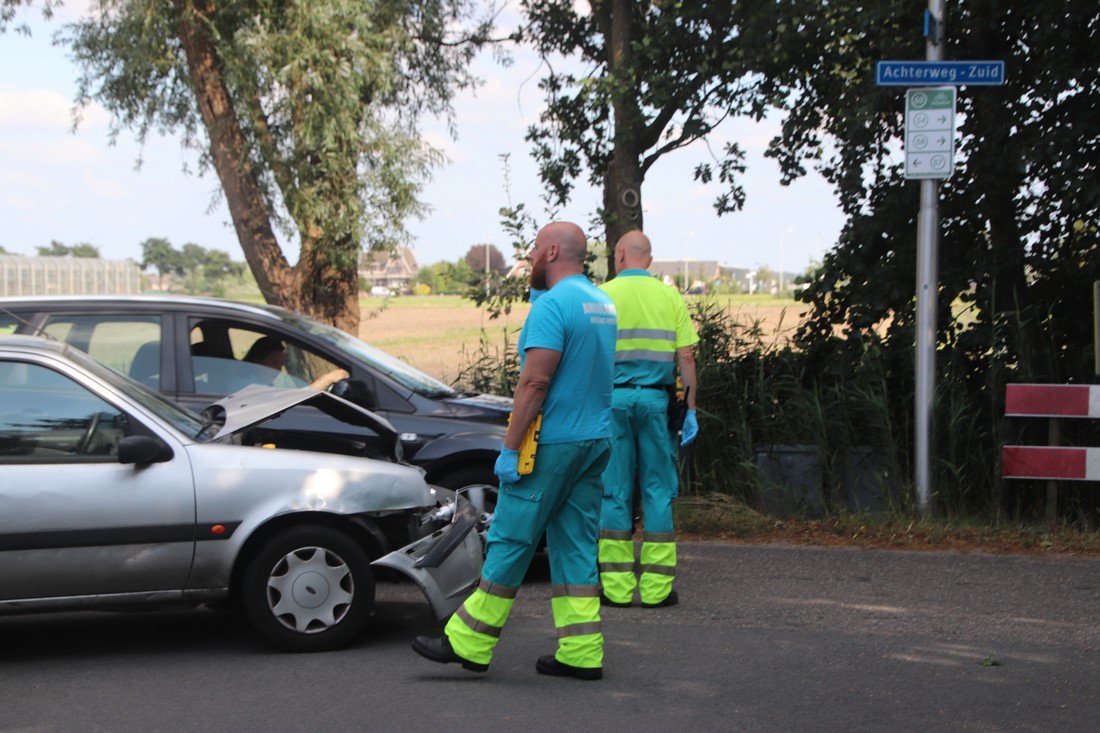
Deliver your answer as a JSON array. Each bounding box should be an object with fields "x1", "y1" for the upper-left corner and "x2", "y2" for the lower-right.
[{"x1": 372, "y1": 493, "x2": 484, "y2": 620}]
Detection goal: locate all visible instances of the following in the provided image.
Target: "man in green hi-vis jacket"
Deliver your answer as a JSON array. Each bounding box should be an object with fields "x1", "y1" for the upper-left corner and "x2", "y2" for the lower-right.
[
  {"x1": 598, "y1": 230, "x2": 699, "y2": 610},
  {"x1": 412, "y1": 221, "x2": 617, "y2": 681}
]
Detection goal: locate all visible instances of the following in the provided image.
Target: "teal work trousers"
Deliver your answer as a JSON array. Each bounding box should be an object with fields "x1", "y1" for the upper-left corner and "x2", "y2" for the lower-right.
[
  {"x1": 482, "y1": 438, "x2": 612, "y2": 587},
  {"x1": 446, "y1": 438, "x2": 611, "y2": 668},
  {"x1": 600, "y1": 387, "x2": 678, "y2": 534}
]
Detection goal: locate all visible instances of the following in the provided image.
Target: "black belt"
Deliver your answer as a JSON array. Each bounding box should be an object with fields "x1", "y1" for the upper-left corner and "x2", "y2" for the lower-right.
[{"x1": 613, "y1": 383, "x2": 669, "y2": 390}]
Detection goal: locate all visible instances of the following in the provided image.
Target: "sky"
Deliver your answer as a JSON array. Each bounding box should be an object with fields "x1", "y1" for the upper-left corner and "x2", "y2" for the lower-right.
[{"x1": 0, "y1": 2, "x2": 847, "y2": 275}]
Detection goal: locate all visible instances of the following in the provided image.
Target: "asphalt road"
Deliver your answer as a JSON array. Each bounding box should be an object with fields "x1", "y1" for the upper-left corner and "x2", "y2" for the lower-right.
[{"x1": 0, "y1": 542, "x2": 1096, "y2": 733}]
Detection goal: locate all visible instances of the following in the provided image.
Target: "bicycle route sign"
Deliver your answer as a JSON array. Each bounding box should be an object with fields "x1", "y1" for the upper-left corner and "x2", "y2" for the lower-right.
[{"x1": 904, "y1": 87, "x2": 956, "y2": 180}]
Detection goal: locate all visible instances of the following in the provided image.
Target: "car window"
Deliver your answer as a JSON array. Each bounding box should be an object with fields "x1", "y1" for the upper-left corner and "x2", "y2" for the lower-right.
[
  {"x1": 0, "y1": 314, "x2": 18, "y2": 334},
  {"x1": 0, "y1": 360, "x2": 130, "y2": 463},
  {"x1": 189, "y1": 320, "x2": 343, "y2": 395},
  {"x1": 41, "y1": 314, "x2": 163, "y2": 389},
  {"x1": 278, "y1": 311, "x2": 455, "y2": 398}
]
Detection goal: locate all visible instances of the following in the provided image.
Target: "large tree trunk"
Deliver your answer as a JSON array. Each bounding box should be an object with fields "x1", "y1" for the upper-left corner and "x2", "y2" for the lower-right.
[
  {"x1": 177, "y1": 1, "x2": 293, "y2": 305},
  {"x1": 178, "y1": 1, "x2": 361, "y2": 334},
  {"x1": 294, "y1": 233, "x2": 362, "y2": 333},
  {"x1": 598, "y1": 0, "x2": 645, "y2": 279}
]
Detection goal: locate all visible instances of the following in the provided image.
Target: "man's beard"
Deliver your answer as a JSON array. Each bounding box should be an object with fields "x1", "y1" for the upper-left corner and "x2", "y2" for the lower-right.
[{"x1": 530, "y1": 260, "x2": 548, "y2": 291}]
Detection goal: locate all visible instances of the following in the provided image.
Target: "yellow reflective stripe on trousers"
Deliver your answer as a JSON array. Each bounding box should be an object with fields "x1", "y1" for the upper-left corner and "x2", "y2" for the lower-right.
[
  {"x1": 639, "y1": 540, "x2": 676, "y2": 605},
  {"x1": 444, "y1": 584, "x2": 516, "y2": 666},
  {"x1": 598, "y1": 537, "x2": 636, "y2": 604},
  {"x1": 551, "y1": 591, "x2": 603, "y2": 669}
]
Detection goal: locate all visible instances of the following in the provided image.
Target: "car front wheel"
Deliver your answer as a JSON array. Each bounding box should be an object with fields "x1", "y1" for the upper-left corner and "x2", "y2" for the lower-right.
[
  {"x1": 241, "y1": 525, "x2": 375, "y2": 652},
  {"x1": 436, "y1": 465, "x2": 498, "y2": 516}
]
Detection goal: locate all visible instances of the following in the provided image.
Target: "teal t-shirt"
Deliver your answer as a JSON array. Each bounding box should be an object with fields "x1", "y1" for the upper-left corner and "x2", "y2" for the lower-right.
[{"x1": 518, "y1": 274, "x2": 617, "y2": 444}]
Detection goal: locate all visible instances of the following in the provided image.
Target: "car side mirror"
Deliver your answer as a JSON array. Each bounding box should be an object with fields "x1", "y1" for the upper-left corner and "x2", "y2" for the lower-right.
[
  {"x1": 118, "y1": 435, "x2": 174, "y2": 465},
  {"x1": 330, "y1": 378, "x2": 374, "y2": 409}
]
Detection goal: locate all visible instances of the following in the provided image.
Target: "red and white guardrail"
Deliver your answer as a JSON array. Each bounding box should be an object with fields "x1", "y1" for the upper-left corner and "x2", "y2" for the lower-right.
[
  {"x1": 1004, "y1": 383, "x2": 1100, "y2": 419},
  {"x1": 1002, "y1": 384, "x2": 1100, "y2": 481}
]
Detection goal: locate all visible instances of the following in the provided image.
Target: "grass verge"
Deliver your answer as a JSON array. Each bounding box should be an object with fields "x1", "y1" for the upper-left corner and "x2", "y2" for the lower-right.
[{"x1": 675, "y1": 495, "x2": 1100, "y2": 556}]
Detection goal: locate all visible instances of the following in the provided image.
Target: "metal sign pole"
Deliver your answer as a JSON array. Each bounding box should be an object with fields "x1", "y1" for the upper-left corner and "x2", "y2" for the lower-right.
[{"x1": 914, "y1": 0, "x2": 944, "y2": 516}]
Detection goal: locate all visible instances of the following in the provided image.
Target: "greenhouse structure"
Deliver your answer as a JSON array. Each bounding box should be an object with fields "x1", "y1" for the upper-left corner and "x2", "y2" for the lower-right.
[{"x1": 0, "y1": 255, "x2": 143, "y2": 296}]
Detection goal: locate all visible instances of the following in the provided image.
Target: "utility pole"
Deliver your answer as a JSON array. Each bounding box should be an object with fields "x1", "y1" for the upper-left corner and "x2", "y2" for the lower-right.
[
  {"x1": 779, "y1": 227, "x2": 794, "y2": 294},
  {"x1": 913, "y1": 0, "x2": 944, "y2": 517},
  {"x1": 484, "y1": 241, "x2": 491, "y2": 297}
]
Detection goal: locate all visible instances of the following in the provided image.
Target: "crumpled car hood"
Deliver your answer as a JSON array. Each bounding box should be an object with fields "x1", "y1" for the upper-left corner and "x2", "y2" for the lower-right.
[{"x1": 207, "y1": 384, "x2": 399, "y2": 443}]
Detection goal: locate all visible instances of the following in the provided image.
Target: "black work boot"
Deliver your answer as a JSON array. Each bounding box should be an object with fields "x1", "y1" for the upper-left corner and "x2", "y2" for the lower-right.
[
  {"x1": 412, "y1": 635, "x2": 488, "y2": 673},
  {"x1": 599, "y1": 591, "x2": 631, "y2": 608},
  {"x1": 640, "y1": 589, "x2": 679, "y2": 608},
  {"x1": 536, "y1": 655, "x2": 603, "y2": 681}
]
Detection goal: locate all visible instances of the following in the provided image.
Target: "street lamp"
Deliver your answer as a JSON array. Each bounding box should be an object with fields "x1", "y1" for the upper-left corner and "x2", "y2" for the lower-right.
[{"x1": 681, "y1": 230, "x2": 693, "y2": 294}]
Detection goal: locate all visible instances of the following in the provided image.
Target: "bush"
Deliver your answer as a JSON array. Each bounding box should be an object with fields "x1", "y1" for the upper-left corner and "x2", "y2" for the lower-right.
[
  {"x1": 453, "y1": 296, "x2": 1099, "y2": 526},
  {"x1": 453, "y1": 328, "x2": 520, "y2": 397}
]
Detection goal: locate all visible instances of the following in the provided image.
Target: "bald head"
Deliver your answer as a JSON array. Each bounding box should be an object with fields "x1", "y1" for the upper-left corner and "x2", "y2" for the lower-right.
[
  {"x1": 539, "y1": 221, "x2": 588, "y2": 265},
  {"x1": 530, "y1": 221, "x2": 588, "y2": 289},
  {"x1": 615, "y1": 230, "x2": 653, "y2": 270}
]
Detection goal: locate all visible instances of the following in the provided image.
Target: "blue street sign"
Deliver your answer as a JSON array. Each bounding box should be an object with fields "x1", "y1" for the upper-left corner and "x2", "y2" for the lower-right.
[{"x1": 875, "y1": 61, "x2": 1005, "y2": 86}]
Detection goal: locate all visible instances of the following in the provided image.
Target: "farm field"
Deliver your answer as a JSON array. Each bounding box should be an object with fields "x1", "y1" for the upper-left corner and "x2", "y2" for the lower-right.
[{"x1": 355, "y1": 294, "x2": 807, "y2": 383}]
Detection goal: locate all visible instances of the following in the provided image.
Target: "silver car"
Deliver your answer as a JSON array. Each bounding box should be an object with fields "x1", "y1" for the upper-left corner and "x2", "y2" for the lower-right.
[{"x1": 0, "y1": 335, "x2": 483, "y2": 652}]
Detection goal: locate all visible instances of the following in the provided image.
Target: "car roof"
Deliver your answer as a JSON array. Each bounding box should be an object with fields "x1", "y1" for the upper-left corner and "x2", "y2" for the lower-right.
[
  {"x1": 0, "y1": 333, "x2": 70, "y2": 355},
  {"x1": 0, "y1": 294, "x2": 286, "y2": 321}
]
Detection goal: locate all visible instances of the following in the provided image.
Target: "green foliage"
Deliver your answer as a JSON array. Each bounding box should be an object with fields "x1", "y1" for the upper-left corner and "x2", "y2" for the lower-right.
[
  {"x1": 140, "y1": 237, "x2": 182, "y2": 278},
  {"x1": 452, "y1": 327, "x2": 520, "y2": 397},
  {"x1": 0, "y1": 0, "x2": 58, "y2": 35},
  {"x1": 768, "y1": 2, "x2": 1099, "y2": 374},
  {"x1": 521, "y1": 1, "x2": 784, "y2": 259},
  {"x1": 684, "y1": 298, "x2": 1100, "y2": 524},
  {"x1": 420, "y1": 259, "x2": 477, "y2": 295},
  {"x1": 35, "y1": 240, "x2": 100, "y2": 258},
  {"x1": 61, "y1": 0, "x2": 494, "y2": 328},
  {"x1": 139, "y1": 235, "x2": 245, "y2": 295},
  {"x1": 746, "y1": 2, "x2": 1100, "y2": 521}
]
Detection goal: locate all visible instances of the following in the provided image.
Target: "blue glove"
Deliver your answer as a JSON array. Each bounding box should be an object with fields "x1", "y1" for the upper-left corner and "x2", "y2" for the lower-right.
[
  {"x1": 680, "y1": 409, "x2": 698, "y2": 446},
  {"x1": 494, "y1": 446, "x2": 521, "y2": 484}
]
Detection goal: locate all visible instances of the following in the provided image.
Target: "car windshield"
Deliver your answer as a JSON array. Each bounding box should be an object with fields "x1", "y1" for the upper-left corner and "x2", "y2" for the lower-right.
[
  {"x1": 64, "y1": 345, "x2": 218, "y2": 441},
  {"x1": 279, "y1": 312, "x2": 456, "y2": 398}
]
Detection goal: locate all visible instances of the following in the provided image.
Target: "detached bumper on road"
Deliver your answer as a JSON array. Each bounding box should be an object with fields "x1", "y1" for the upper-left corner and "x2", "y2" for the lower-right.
[{"x1": 372, "y1": 496, "x2": 483, "y2": 620}]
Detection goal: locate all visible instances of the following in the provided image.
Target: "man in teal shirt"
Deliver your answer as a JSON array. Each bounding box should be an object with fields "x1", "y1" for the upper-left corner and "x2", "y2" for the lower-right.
[{"x1": 413, "y1": 221, "x2": 617, "y2": 680}]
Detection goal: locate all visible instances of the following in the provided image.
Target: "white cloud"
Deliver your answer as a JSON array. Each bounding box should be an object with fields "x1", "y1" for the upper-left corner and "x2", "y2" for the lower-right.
[
  {"x1": 82, "y1": 170, "x2": 128, "y2": 200},
  {"x1": 0, "y1": 168, "x2": 48, "y2": 190},
  {"x1": 0, "y1": 137, "x2": 103, "y2": 165},
  {"x1": 0, "y1": 87, "x2": 111, "y2": 132},
  {"x1": 1, "y1": 194, "x2": 35, "y2": 209},
  {"x1": 51, "y1": 0, "x2": 97, "y2": 22},
  {"x1": 422, "y1": 130, "x2": 461, "y2": 163}
]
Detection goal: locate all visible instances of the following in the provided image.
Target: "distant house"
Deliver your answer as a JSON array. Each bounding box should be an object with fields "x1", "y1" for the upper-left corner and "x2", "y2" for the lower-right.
[
  {"x1": 650, "y1": 259, "x2": 721, "y2": 292},
  {"x1": 0, "y1": 254, "x2": 142, "y2": 296},
  {"x1": 359, "y1": 246, "x2": 419, "y2": 294},
  {"x1": 716, "y1": 266, "x2": 756, "y2": 292}
]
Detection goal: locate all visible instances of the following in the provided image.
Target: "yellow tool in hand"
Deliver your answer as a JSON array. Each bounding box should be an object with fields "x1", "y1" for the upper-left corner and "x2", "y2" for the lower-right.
[{"x1": 510, "y1": 412, "x2": 542, "y2": 475}]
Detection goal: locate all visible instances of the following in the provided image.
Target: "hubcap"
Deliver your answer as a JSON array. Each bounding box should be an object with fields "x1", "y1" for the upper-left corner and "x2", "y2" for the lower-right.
[{"x1": 266, "y1": 546, "x2": 354, "y2": 634}]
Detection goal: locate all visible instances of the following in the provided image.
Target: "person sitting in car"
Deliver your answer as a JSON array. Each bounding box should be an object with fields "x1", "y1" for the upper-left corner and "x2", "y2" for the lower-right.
[{"x1": 243, "y1": 336, "x2": 349, "y2": 391}]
